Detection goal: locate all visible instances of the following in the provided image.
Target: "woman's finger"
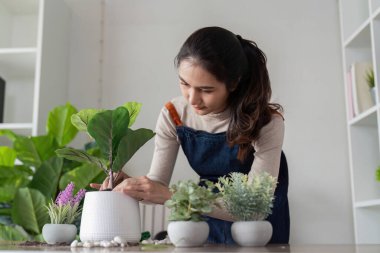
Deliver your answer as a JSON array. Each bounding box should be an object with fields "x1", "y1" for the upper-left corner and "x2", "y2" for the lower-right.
[{"x1": 89, "y1": 183, "x2": 101, "y2": 190}]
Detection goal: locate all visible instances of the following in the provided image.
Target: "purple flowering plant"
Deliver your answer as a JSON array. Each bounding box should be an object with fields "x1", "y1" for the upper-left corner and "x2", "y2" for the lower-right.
[{"x1": 46, "y1": 182, "x2": 86, "y2": 224}]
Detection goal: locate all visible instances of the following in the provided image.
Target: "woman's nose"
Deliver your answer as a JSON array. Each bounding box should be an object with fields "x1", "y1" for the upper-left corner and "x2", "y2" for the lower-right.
[{"x1": 189, "y1": 89, "x2": 200, "y2": 105}]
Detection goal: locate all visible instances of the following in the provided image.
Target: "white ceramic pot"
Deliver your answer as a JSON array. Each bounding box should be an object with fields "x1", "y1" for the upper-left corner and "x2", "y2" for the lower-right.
[
  {"x1": 231, "y1": 220, "x2": 272, "y2": 246},
  {"x1": 80, "y1": 191, "x2": 141, "y2": 242},
  {"x1": 42, "y1": 224, "x2": 77, "y2": 244},
  {"x1": 167, "y1": 221, "x2": 209, "y2": 247}
]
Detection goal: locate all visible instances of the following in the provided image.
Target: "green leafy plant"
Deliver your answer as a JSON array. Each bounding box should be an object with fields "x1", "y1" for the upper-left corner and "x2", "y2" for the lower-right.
[
  {"x1": 376, "y1": 166, "x2": 380, "y2": 182},
  {"x1": 0, "y1": 103, "x2": 106, "y2": 241},
  {"x1": 365, "y1": 67, "x2": 375, "y2": 89},
  {"x1": 46, "y1": 182, "x2": 85, "y2": 224},
  {"x1": 165, "y1": 180, "x2": 219, "y2": 222},
  {"x1": 214, "y1": 172, "x2": 277, "y2": 221},
  {"x1": 56, "y1": 102, "x2": 155, "y2": 189}
]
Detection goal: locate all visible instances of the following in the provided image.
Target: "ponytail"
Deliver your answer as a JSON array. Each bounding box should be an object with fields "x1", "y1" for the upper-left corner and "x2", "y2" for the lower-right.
[{"x1": 227, "y1": 36, "x2": 283, "y2": 161}]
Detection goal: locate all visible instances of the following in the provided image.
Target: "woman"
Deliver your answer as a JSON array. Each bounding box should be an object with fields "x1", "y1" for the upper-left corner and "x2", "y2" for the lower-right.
[{"x1": 91, "y1": 26, "x2": 290, "y2": 244}]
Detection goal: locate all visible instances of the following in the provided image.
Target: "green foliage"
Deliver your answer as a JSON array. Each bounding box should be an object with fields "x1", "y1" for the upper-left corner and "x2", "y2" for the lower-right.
[
  {"x1": 376, "y1": 166, "x2": 380, "y2": 182},
  {"x1": 366, "y1": 68, "x2": 375, "y2": 88},
  {"x1": 56, "y1": 102, "x2": 155, "y2": 188},
  {"x1": 165, "y1": 180, "x2": 219, "y2": 222},
  {"x1": 214, "y1": 172, "x2": 277, "y2": 221},
  {"x1": 0, "y1": 103, "x2": 106, "y2": 241}
]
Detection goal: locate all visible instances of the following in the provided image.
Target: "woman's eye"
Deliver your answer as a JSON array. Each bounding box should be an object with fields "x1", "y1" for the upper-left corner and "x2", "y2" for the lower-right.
[
  {"x1": 202, "y1": 90, "x2": 213, "y2": 93},
  {"x1": 180, "y1": 82, "x2": 189, "y2": 87}
]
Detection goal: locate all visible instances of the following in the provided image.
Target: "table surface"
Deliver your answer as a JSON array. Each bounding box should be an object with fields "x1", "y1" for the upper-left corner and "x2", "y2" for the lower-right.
[{"x1": 0, "y1": 244, "x2": 380, "y2": 253}]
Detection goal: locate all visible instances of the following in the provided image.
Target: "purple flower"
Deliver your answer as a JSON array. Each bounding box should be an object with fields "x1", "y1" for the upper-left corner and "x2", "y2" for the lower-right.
[
  {"x1": 55, "y1": 182, "x2": 77, "y2": 206},
  {"x1": 71, "y1": 189, "x2": 86, "y2": 206}
]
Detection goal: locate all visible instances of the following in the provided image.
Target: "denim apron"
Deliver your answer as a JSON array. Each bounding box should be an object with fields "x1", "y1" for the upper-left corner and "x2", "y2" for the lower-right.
[{"x1": 165, "y1": 102, "x2": 290, "y2": 244}]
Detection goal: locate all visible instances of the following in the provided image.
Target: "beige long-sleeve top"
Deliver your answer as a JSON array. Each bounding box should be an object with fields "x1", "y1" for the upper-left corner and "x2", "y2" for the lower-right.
[{"x1": 147, "y1": 96, "x2": 284, "y2": 221}]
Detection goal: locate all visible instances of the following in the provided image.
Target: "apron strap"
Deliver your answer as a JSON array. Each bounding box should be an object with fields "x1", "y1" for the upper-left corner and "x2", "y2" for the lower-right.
[{"x1": 165, "y1": 102, "x2": 183, "y2": 126}]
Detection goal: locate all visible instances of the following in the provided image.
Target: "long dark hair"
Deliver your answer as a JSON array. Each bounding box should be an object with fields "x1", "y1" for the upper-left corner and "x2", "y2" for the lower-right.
[{"x1": 174, "y1": 26, "x2": 283, "y2": 160}]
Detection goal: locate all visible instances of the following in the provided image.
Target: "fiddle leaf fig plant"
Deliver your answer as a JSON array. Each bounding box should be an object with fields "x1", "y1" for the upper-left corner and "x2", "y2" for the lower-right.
[
  {"x1": 165, "y1": 180, "x2": 219, "y2": 222},
  {"x1": 56, "y1": 102, "x2": 155, "y2": 189},
  {"x1": 214, "y1": 172, "x2": 277, "y2": 221}
]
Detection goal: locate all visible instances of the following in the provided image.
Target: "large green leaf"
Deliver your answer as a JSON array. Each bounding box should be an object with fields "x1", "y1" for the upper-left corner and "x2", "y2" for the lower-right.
[
  {"x1": 123, "y1": 102, "x2": 141, "y2": 127},
  {"x1": 13, "y1": 135, "x2": 57, "y2": 168},
  {"x1": 11, "y1": 188, "x2": 48, "y2": 234},
  {"x1": 87, "y1": 108, "x2": 130, "y2": 160},
  {"x1": 0, "y1": 147, "x2": 16, "y2": 166},
  {"x1": 56, "y1": 147, "x2": 107, "y2": 172},
  {"x1": 28, "y1": 157, "x2": 63, "y2": 200},
  {"x1": 0, "y1": 130, "x2": 17, "y2": 142},
  {"x1": 59, "y1": 163, "x2": 104, "y2": 192},
  {"x1": 112, "y1": 128, "x2": 155, "y2": 172},
  {"x1": 13, "y1": 136, "x2": 41, "y2": 168},
  {"x1": 0, "y1": 224, "x2": 29, "y2": 241},
  {"x1": 47, "y1": 103, "x2": 78, "y2": 146},
  {"x1": 71, "y1": 109, "x2": 103, "y2": 132},
  {"x1": 0, "y1": 165, "x2": 31, "y2": 202}
]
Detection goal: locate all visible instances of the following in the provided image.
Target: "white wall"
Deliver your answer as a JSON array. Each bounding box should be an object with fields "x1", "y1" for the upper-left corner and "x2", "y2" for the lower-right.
[{"x1": 67, "y1": 0, "x2": 354, "y2": 244}]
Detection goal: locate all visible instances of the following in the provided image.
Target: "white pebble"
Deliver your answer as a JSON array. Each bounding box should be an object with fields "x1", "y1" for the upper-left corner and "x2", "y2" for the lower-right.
[
  {"x1": 70, "y1": 240, "x2": 78, "y2": 247},
  {"x1": 77, "y1": 242, "x2": 83, "y2": 247},
  {"x1": 114, "y1": 236, "x2": 126, "y2": 244},
  {"x1": 120, "y1": 243, "x2": 125, "y2": 248},
  {"x1": 101, "y1": 241, "x2": 112, "y2": 248},
  {"x1": 83, "y1": 241, "x2": 93, "y2": 248},
  {"x1": 93, "y1": 241, "x2": 100, "y2": 246}
]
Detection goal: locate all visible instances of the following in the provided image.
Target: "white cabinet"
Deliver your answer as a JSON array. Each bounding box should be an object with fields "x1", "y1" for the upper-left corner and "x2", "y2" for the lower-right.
[
  {"x1": 0, "y1": 0, "x2": 70, "y2": 143},
  {"x1": 339, "y1": 0, "x2": 380, "y2": 244}
]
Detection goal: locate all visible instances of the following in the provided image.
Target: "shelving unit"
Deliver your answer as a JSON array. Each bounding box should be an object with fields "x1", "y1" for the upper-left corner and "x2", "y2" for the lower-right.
[
  {"x1": 339, "y1": 0, "x2": 380, "y2": 244},
  {"x1": 0, "y1": 0, "x2": 71, "y2": 145}
]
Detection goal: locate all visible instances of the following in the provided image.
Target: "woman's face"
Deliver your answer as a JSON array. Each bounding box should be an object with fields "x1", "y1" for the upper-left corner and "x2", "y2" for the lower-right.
[{"x1": 178, "y1": 59, "x2": 230, "y2": 115}]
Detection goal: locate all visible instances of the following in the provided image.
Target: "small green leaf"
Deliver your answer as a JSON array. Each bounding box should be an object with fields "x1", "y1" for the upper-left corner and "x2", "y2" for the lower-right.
[
  {"x1": 59, "y1": 163, "x2": 104, "y2": 191},
  {"x1": 0, "y1": 147, "x2": 16, "y2": 167},
  {"x1": 123, "y1": 102, "x2": 142, "y2": 127},
  {"x1": 112, "y1": 128, "x2": 155, "y2": 172},
  {"x1": 56, "y1": 147, "x2": 107, "y2": 172},
  {"x1": 47, "y1": 103, "x2": 78, "y2": 146},
  {"x1": 0, "y1": 224, "x2": 29, "y2": 241},
  {"x1": 71, "y1": 109, "x2": 104, "y2": 132}
]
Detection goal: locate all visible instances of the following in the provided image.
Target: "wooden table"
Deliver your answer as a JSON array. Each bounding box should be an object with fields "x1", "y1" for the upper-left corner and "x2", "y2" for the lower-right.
[{"x1": 0, "y1": 244, "x2": 380, "y2": 253}]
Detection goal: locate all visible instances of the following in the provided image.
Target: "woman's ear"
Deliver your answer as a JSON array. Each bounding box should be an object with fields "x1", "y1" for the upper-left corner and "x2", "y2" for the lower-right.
[{"x1": 229, "y1": 78, "x2": 240, "y2": 92}]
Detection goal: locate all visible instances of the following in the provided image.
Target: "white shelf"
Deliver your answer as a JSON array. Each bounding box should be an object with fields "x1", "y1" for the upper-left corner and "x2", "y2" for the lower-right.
[
  {"x1": 348, "y1": 105, "x2": 377, "y2": 126},
  {"x1": 355, "y1": 199, "x2": 380, "y2": 208},
  {"x1": 0, "y1": 123, "x2": 33, "y2": 130},
  {"x1": 0, "y1": 0, "x2": 39, "y2": 15},
  {"x1": 340, "y1": 0, "x2": 380, "y2": 244},
  {"x1": 0, "y1": 48, "x2": 36, "y2": 78},
  {"x1": 344, "y1": 18, "x2": 371, "y2": 47}
]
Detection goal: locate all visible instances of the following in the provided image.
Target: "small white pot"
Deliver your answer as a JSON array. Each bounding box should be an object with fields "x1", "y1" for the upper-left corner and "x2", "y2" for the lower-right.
[
  {"x1": 80, "y1": 191, "x2": 141, "y2": 242},
  {"x1": 231, "y1": 220, "x2": 272, "y2": 246},
  {"x1": 167, "y1": 221, "x2": 209, "y2": 247},
  {"x1": 42, "y1": 224, "x2": 77, "y2": 244}
]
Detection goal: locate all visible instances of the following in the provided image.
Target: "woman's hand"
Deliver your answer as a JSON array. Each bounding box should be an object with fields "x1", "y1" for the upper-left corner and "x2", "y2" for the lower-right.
[
  {"x1": 113, "y1": 176, "x2": 171, "y2": 205},
  {"x1": 90, "y1": 171, "x2": 130, "y2": 191}
]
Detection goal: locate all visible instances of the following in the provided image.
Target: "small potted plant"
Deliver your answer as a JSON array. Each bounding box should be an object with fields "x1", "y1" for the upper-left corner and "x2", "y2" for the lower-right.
[
  {"x1": 165, "y1": 180, "x2": 219, "y2": 247},
  {"x1": 365, "y1": 67, "x2": 376, "y2": 104},
  {"x1": 56, "y1": 102, "x2": 155, "y2": 243},
  {"x1": 214, "y1": 172, "x2": 277, "y2": 246},
  {"x1": 42, "y1": 182, "x2": 85, "y2": 244}
]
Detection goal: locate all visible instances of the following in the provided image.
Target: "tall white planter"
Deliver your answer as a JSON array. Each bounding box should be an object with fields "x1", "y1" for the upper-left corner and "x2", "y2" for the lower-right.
[
  {"x1": 167, "y1": 221, "x2": 209, "y2": 247},
  {"x1": 80, "y1": 191, "x2": 141, "y2": 242},
  {"x1": 231, "y1": 220, "x2": 272, "y2": 246}
]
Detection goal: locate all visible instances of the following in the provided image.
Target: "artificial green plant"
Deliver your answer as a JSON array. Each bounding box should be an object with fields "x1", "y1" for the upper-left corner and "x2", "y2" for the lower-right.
[
  {"x1": 214, "y1": 172, "x2": 277, "y2": 221},
  {"x1": 165, "y1": 180, "x2": 219, "y2": 222},
  {"x1": 56, "y1": 102, "x2": 155, "y2": 189},
  {"x1": 365, "y1": 67, "x2": 375, "y2": 89}
]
